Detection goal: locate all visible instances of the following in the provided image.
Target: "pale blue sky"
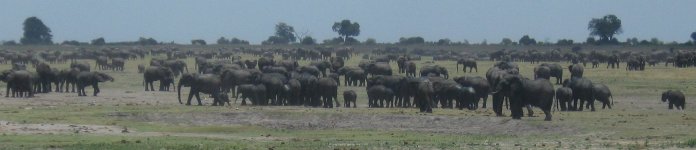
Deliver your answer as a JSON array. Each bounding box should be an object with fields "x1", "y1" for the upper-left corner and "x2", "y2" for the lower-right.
[{"x1": 1, "y1": 0, "x2": 694, "y2": 44}]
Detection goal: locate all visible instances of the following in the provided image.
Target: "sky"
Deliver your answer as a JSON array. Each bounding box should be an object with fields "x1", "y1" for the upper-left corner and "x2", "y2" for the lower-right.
[{"x1": 0, "y1": 0, "x2": 694, "y2": 44}]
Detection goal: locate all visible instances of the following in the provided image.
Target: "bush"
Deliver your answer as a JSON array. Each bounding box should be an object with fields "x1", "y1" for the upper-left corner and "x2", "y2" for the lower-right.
[
  {"x1": 91, "y1": 37, "x2": 105, "y2": 45},
  {"x1": 364, "y1": 38, "x2": 376, "y2": 45},
  {"x1": 2, "y1": 40, "x2": 18, "y2": 46},
  {"x1": 398, "y1": 37, "x2": 425, "y2": 45}
]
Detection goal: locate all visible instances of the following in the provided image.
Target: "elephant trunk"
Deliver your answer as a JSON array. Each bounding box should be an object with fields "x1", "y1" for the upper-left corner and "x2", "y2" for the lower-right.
[{"x1": 177, "y1": 82, "x2": 183, "y2": 104}]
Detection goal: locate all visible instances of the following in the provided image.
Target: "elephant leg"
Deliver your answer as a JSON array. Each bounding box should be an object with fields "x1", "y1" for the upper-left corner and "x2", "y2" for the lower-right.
[
  {"x1": 578, "y1": 100, "x2": 585, "y2": 111},
  {"x1": 492, "y1": 94, "x2": 504, "y2": 116},
  {"x1": 526, "y1": 105, "x2": 534, "y2": 117},
  {"x1": 93, "y1": 83, "x2": 99, "y2": 96},
  {"x1": 668, "y1": 102, "x2": 674, "y2": 109},
  {"x1": 590, "y1": 101, "x2": 596, "y2": 111},
  {"x1": 212, "y1": 93, "x2": 219, "y2": 106},
  {"x1": 194, "y1": 92, "x2": 203, "y2": 106},
  {"x1": 5, "y1": 86, "x2": 9, "y2": 97}
]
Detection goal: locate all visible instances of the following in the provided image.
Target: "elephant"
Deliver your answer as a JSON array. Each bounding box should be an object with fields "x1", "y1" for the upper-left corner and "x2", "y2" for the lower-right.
[
  {"x1": 405, "y1": 61, "x2": 417, "y2": 77},
  {"x1": 76, "y1": 71, "x2": 114, "y2": 96},
  {"x1": 414, "y1": 78, "x2": 435, "y2": 113},
  {"x1": 95, "y1": 56, "x2": 109, "y2": 70},
  {"x1": 220, "y1": 69, "x2": 257, "y2": 97},
  {"x1": 257, "y1": 57, "x2": 275, "y2": 70},
  {"x1": 143, "y1": 66, "x2": 174, "y2": 91},
  {"x1": 298, "y1": 66, "x2": 321, "y2": 77},
  {"x1": 533, "y1": 66, "x2": 551, "y2": 80},
  {"x1": 343, "y1": 90, "x2": 357, "y2": 108},
  {"x1": 555, "y1": 87, "x2": 573, "y2": 111},
  {"x1": 568, "y1": 64, "x2": 584, "y2": 78},
  {"x1": 236, "y1": 84, "x2": 266, "y2": 105},
  {"x1": 327, "y1": 73, "x2": 340, "y2": 86},
  {"x1": 337, "y1": 67, "x2": 366, "y2": 86},
  {"x1": 257, "y1": 73, "x2": 288, "y2": 105},
  {"x1": 397, "y1": 56, "x2": 408, "y2": 74},
  {"x1": 493, "y1": 75, "x2": 554, "y2": 121},
  {"x1": 429, "y1": 77, "x2": 476, "y2": 109},
  {"x1": 607, "y1": 55, "x2": 620, "y2": 69},
  {"x1": 244, "y1": 60, "x2": 257, "y2": 69},
  {"x1": 661, "y1": 90, "x2": 685, "y2": 110},
  {"x1": 71, "y1": 62, "x2": 91, "y2": 72},
  {"x1": 539, "y1": 63, "x2": 563, "y2": 84},
  {"x1": 365, "y1": 62, "x2": 393, "y2": 76},
  {"x1": 317, "y1": 77, "x2": 339, "y2": 108},
  {"x1": 0, "y1": 70, "x2": 34, "y2": 97},
  {"x1": 453, "y1": 76, "x2": 490, "y2": 109},
  {"x1": 563, "y1": 77, "x2": 594, "y2": 111},
  {"x1": 35, "y1": 62, "x2": 55, "y2": 93},
  {"x1": 163, "y1": 60, "x2": 188, "y2": 76},
  {"x1": 262, "y1": 66, "x2": 289, "y2": 77},
  {"x1": 137, "y1": 64, "x2": 145, "y2": 73},
  {"x1": 330, "y1": 57, "x2": 345, "y2": 72},
  {"x1": 592, "y1": 84, "x2": 613, "y2": 109},
  {"x1": 275, "y1": 60, "x2": 300, "y2": 72},
  {"x1": 485, "y1": 66, "x2": 519, "y2": 116},
  {"x1": 309, "y1": 60, "x2": 331, "y2": 77},
  {"x1": 284, "y1": 79, "x2": 302, "y2": 105},
  {"x1": 178, "y1": 73, "x2": 225, "y2": 106},
  {"x1": 456, "y1": 58, "x2": 478, "y2": 73},
  {"x1": 367, "y1": 85, "x2": 394, "y2": 108},
  {"x1": 111, "y1": 58, "x2": 125, "y2": 71},
  {"x1": 295, "y1": 73, "x2": 319, "y2": 106},
  {"x1": 420, "y1": 64, "x2": 448, "y2": 79}
]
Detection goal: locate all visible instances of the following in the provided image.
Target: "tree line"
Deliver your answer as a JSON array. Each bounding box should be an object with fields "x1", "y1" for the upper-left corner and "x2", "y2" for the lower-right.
[{"x1": 3, "y1": 15, "x2": 696, "y2": 46}]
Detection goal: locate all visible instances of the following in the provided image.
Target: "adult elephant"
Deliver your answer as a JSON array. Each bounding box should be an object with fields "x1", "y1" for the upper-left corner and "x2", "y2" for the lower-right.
[
  {"x1": 220, "y1": 69, "x2": 256, "y2": 97},
  {"x1": 257, "y1": 57, "x2": 275, "y2": 70},
  {"x1": 456, "y1": 58, "x2": 478, "y2": 73},
  {"x1": 258, "y1": 73, "x2": 287, "y2": 105},
  {"x1": 563, "y1": 77, "x2": 594, "y2": 111},
  {"x1": 405, "y1": 61, "x2": 417, "y2": 77},
  {"x1": 71, "y1": 62, "x2": 91, "y2": 72},
  {"x1": 337, "y1": 67, "x2": 366, "y2": 86},
  {"x1": 295, "y1": 73, "x2": 319, "y2": 106},
  {"x1": 143, "y1": 66, "x2": 174, "y2": 91},
  {"x1": 95, "y1": 56, "x2": 109, "y2": 70},
  {"x1": 661, "y1": 90, "x2": 685, "y2": 110},
  {"x1": 111, "y1": 58, "x2": 125, "y2": 72},
  {"x1": 0, "y1": 70, "x2": 34, "y2": 97},
  {"x1": 285, "y1": 79, "x2": 302, "y2": 106},
  {"x1": 35, "y1": 62, "x2": 55, "y2": 93},
  {"x1": 76, "y1": 71, "x2": 114, "y2": 96},
  {"x1": 365, "y1": 62, "x2": 393, "y2": 76},
  {"x1": 235, "y1": 84, "x2": 266, "y2": 105},
  {"x1": 493, "y1": 75, "x2": 554, "y2": 121},
  {"x1": 485, "y1": 66, "x2": 518, "y2": 116},
  {"x1": 244, "y1": 60, "x2": 257, "y2": 69},
  {"x1": 414, "y1": 78, "x2": 435, "y2": 113},
  {"x1": 367, "y1": 85, "x2": 394, "y2": 108},
  {"x1": 453, "y1": 76, "x2": 489, "y2": 109},
  {"x1": 607, "y1": 55, "x2": 620, "y2": 69},
  {"x1": 533, "y1": 66, "x2": 551, "y2": 80},
  {"x1": 178, "y1": 73, "x2": 225, "y2": 106},
  {"x1": 330, "y1": 57, "x2": 345, "y2": 72},
  {"x1": 540, "y1": 63, "x2": 563, "y2": 84},
  {"x1": 568, "y1": 64, "x2": 584, "y2": 78},
  {"x1": 309, "y1": 60, "x2": 331, "y2": 77},
  {"x1": 420, "y1": 64, "x2": 448, "y2": 79},
  {"x1": 397, "y1": 56, "x2": 408, "y2": 74},
  {"x1": 61, "y1": 68, "x2": 82, "y2": 93},
  {"x1": 555, "y1": 87, "x2": 573, "y2": 111},
  {"x1": 163, "y1": 60, "x2": 188, "y2": 76},
  {"x1": 430, "y1": 77, "x2": 476, "y2": 109},
  {"x1": 317, "y1": 77, "x2": 339, "y2": 108},
  {"x1": 592, "y1": 84, "x2": 613, "y2": 109},
  {"x1": 137, "y1": 64, "x2": 145, "y2": 73}
]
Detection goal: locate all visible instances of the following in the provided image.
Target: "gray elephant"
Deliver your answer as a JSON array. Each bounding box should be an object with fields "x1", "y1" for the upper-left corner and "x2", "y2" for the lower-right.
[
  {"x1": 343, "y1": 90, "x2": 357, "y2": 108},
  {"x1": 177, "y1": 73, "x2": 224, "y2": 106},
  {"x1": 430, "y1": 77, "x2": 475, "y2": 109},
  {"x1": 453, "y1": 76, "x2": 489, "y2": 109},
  {"x1": 367, "y1": 85, "x2": 394, "y2": 108},
  {"x1": 405, "y1": 61, "x2": 417, "y2": 77},
  {"x1": 337, "y1": 67, "x2": 366, "y2": 86},
  {"x1": 76, "y1": 71, "x2": 114, "y2": 96},
  {"x1": 365, "y1": 62, "x2": 393, "y2": 76},
  {"x1": 420, "y1": 64, "x2": 448, "y2": 79},
  {"x1": 163, "y1": 60, "x2": 188, "y2": 76},
  {"x1": 244, "y1": 60, "x2": 258, "y2": 69},
  {"x1": 111, "y1": 58, "x2": 125, "y2": 72},
  {"x1": 220, "y1": 69, "x2": 257, "y2": 97},
  {"x1": 318, "y1": 77, "x2": 339, "y2": 108},
  {"x1": 456, "y1": 58, "x2": 478, "y2": 73},
  {"x1": 71, "y1": 62, "x2": 91, "y2": 72},
  {"x1": 563, "y1": 77, "x2": 594, "y2": 111},
  {"x1": 414, "y1": 78, "x2": 435, "y2": 113},
  {"x1": 534, "y1": 66, "x2": 551, "y2": 80},
  {"x1": 137, "y1": 64, "x2": 145, "y2": 73},
  {"x1": 236, "y1": 84, "x2": 266, "y2": 105},
  {"x1": 592, "y1": 84, "x2": 613, "y2": 109},
  {"x1": 285, "y1": 79, "x2": 302, "y2": 106},
  {"x1": 539, "y1": 63, "x2": 563, "y2": 84},
  {"x1": 143, "y1": 66, "x2": 174, "y2": 91},
  {"x1": 568, "y1": 64, "x2": 584, "y2": 78},
  {"x1": 0, "y1": 70, "x2": 34, "y2": 97},
  {"x1": 661, "y1": 90, "x2": 685, "y2": 110},
  {"x1": 555, "y1": 87, "x2": 573, "y2": 111},
  {"x1": 493, "y1": 75, "x2": 554, "y2": 121}
]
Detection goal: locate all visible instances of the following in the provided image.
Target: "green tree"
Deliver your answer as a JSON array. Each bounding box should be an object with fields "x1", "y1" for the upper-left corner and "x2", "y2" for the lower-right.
[
  {"x1": 691, "y1": 32, "x2": 696, "y2": 42},
  {"x1": 437, "y1": 38, "x2": 451, "y2": 45},
  {"x1": 217, "y1": 37, "x2": 229, "y2": 44},
  {"x1": 265, "y1": 22, "x2": 296, "y2": 44},
  {"x1": 364, "y1": 38, "x2": 376, "y2": 45},
  {"x1": 588, "y1": 14, "x2": 622, "y2": 44},
  {"x1": 138, "y1": 37, "x2": 158, "y2": 45},
  {"x1": 332, "y1": 20, "x2": 360, "y2": 43},
  {"x1": 518, "y1": 35, "x2": 536, "y2": 45},
  {"x1": 398, "y1": 37, "x2": 425, "y2": 45},
  {"x1": 91, "y1": 37, "x2": 105, "y2": 45},
  {"x1": 300, "y1": 36, "x2": 316, "y2": 45},
  {"x1": 586, "y1": 37, "x2": 597, "y2": 45},
  {"x1": 191, "y1": 39, "x2": 206, "y2": 45},
  {"x1": 500, "y1": 38, "x2": 513, "y2": 45},
  {"x1": 2, "y1": 40, "x2": 18, "y2": 46},
  {"x1": 20, "y1": 16, "x2": 53, "y2": 45},
  {"x1": 556, "y1": 39, "x2": 574, "y2": 45}
]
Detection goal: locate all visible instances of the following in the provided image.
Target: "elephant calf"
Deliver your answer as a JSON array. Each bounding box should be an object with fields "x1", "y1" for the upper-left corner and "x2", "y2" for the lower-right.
[
  {"x1": 76, "y1": 71, "x2": 114, "y2": 96},
  {"x1": 343, "y1": 90, "x2": 357, "y2": 108},
  {"x1": 662, "y1": 90, "x2": 685, "y2": 110}
]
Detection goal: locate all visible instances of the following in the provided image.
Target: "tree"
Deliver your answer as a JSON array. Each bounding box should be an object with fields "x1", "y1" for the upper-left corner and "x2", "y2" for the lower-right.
[
  {"x1": 556, "y1": 39, "x2": 574, "y2": 45},
  {"x1": 586, "y1": 37, "x2": 597, "y2": 45},
  {"x1": 217, "y1": 37, "x2": 229, "y2": 44},
  {"x1": 364, "y1": 38, "x2": 376, "y2": 45},
  {"x1": 191, "y1": 39, "x2": 206, "y2": 45},
  {"x1": 500, "y1": 38, "x2": 513, "y2": 45},
  {"x1": 300, "y1": 36, "x2": 316, "y2": 45},
  {"x1": 91, "y1": 37, "x2": 105, "y2": 45},
  {"x1": 61, "y1": 40, "x2": 82, "y2": 46},
  {"x1": 20, "y1": 16, "x2": 53, "y2": 45},
  {"x1": 398, "y1": 37, "x2": 425, "y2": 45},
  {"x1": 691, "y1": 32, "x2": 696, "y2": 42},
  {"x1": 264, "y1": 22, "x2": 296, "y2": 44},
  {"x1": 2, "y1": 40, "x2": 17, "y2": 46},
  {"x1": 437, "y1": 38, "x2": 451, "y2": 45},
  {"x1": 332, "y1": 20, "x2": 360, "y2": 43},
  {"x1": 588, "y1": 14, "x2": 622, "y2": 44},
  {"x1": 518, "y1": 35, "x2": 536, "y2": 45},
  {"x1": 138, "y1": 37, "x2": 158, "y2": 45}
]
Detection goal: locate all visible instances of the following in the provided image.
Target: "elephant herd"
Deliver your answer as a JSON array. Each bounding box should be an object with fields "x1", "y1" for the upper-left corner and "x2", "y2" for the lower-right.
[{"x1": 0, "y1": 46, "x2": 688, "y2": 122}]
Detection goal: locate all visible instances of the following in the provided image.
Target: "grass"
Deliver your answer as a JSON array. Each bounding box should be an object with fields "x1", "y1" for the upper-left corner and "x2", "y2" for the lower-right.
[{"x1": 0, "y1": 45, "x2": 695, "y2": 149}]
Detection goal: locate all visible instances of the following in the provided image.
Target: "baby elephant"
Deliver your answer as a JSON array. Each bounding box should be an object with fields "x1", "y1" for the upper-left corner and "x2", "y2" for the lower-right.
[
  {"x1": 343, "y1": 90, "x2": 357, "y2": 108},
  {"x1": 661, "y1": 90, "x2": 685, "y2": 110}
]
